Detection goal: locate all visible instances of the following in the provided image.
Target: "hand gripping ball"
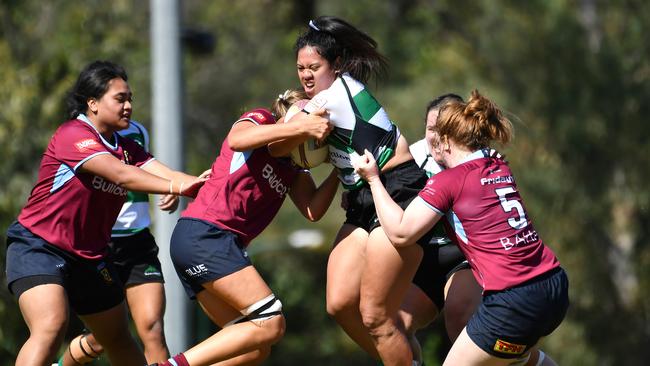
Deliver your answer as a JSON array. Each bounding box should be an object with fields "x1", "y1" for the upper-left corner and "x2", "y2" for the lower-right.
[{"x1": 284, "y1": 99, "x2": 329, "y2": 169}]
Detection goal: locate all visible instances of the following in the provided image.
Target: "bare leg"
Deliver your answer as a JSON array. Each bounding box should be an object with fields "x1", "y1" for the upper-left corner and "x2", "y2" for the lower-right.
[
  {"x1": 61, "y1": 333, "x2": 102, "y2": 365},
  {"x1": 326, "y1": 224, "x2": 380, "y2": 359},
  {"x1": 60, "y1": 282, "x2": 167, "y2": 365},
  {"x1": 80, "y1": 301, "x2": 146, "y2": 366},
  {"x1": 360, "y1": 228, "x2": 423, "y2": 366},
  {"x1": 16, "y1": 284, "x2": 69, "y2": 366},
  {"x1": 399, "y1": 284, "x2": 439, "y2": 365},
  {"x1": 443, "y1": 269, "x2": 482, "y2": 342},
  {"x1": 196, "y1": 290, "x2": 272, "y2": 366},
  {"x1": 182, "y1": 266, "x2": 285, "y2": 365},
  {"x1": 126, "y1": 282, "x2": 169, "y2": 363}
]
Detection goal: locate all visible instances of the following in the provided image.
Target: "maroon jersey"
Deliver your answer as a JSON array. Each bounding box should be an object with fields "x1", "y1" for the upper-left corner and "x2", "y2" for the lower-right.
[
  {"x1": 18, "y1": 116, "x2": 153, "y2": 259},
  {"x1": 182, "y1": 109, "x2": 300, "y2": 246},
  {"x1": 418, "y1": 150, "x2": 559, "y2": 291}
]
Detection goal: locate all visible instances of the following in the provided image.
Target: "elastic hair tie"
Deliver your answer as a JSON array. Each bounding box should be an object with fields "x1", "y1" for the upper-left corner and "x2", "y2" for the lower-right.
[
  {"x1": 278, "y1": 89, "x2": 290, "y2": 101},
  {"x1": 309, "y1": 20, "x2": 320, "y2": 31}
]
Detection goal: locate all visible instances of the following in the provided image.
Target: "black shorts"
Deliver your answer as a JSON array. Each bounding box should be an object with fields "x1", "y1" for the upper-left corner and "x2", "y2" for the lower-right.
[
  {"x1": 466, "y1": 267, "x2": 569, "y2": 359},
  {"x1": 170, "y1": 218, "x2": 252, "y2": 299},
  {"x1": 411, "y1": 242, "x2": 469, "y2": 310},
  {"x1": 5, "y1": 221, "x2": 124, "y2": 315},
  {"x1": 345, "y1": 160, "x2": 435, "y2": 246},
  {"x1": 109, "y1": 228, "x2": 164, "y2": 287}
]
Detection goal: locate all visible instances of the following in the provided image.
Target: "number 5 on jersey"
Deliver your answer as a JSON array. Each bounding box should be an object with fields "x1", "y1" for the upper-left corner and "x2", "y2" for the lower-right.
[{"x1": 495, "y1": 186, "x2": 528, "y2": 230}]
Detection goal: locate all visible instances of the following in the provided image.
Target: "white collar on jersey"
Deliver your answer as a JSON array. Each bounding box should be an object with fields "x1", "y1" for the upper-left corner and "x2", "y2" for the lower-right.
[
  {"x1": 460, "y1": 149, "x2": 488, "y2": 164},
  {"x1": 76, "y1": 114, "x2": 119, "y2": 151}
]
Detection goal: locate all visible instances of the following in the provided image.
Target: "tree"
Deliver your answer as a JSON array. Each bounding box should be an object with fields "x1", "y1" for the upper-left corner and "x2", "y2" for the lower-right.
[{"x1": 1, "y1": 1, "x2": 649, "y2": 364}]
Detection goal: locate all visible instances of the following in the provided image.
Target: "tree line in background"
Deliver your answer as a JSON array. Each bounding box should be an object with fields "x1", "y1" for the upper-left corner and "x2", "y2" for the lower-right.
[{"x1": 1, "y1": 0, "x2": 648, "y2": 364}]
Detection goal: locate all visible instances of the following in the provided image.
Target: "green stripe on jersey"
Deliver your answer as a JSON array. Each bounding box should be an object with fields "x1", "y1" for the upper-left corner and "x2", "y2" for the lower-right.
[
  {"x1": 122, "y1": 132, "x2": 145, "y2": 146},
  {"x1": 352, "y1": 89, "x2": 382, "y2": 123},
  {"x1": 326, "y1": 136, "x2": 353, "y2": 152},
  {"x1": 128, "y1": 191, "x2": 149, "y2": 203},
  {"x1": 112, "y1": 227, "x2": 146, "y2": 236},
  {"x1": 339, "y1": 167, "x2": 365, "y2": 190},
  {"x1": 375, "y1": 147, "x2": 394, "y2": 168}
]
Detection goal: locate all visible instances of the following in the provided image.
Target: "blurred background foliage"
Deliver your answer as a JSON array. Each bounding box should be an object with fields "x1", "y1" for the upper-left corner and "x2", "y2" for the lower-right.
[{"x1": 1, "y1": 0, "x2": 649, "y2": 364}]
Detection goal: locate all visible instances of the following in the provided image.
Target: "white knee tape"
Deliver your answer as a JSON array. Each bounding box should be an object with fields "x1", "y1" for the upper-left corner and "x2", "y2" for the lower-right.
[{"x1": 242, "y1": 294, "x2": 283, "y2": 323}]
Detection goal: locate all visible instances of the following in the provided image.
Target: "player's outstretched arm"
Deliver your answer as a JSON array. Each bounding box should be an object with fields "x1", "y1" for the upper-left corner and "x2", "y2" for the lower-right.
[
  {"x1": 354, "y1": 149, "x2": 440, "y2": 247},
  {"x1": 79, "y1": 154, "x2": 205, "y2": 197},
  {"x1": 228, "y1": 109, "x2": 331, "y2": 152}
]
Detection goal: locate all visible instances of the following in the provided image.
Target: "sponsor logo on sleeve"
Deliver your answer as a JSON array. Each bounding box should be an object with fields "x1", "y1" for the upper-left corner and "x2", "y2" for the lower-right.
[
  {"x1": 422, "y1": 179, "x2": 437, "y2": 196},
  {"x1": 75, "y1": 138, "x2": 99, "y2": 152},
  {"x1": 245, "y1": 112, "x2": 266, "y2": 123},
  {"x1": 493, "y1": 339, "x2": 526, "y2": 355}
]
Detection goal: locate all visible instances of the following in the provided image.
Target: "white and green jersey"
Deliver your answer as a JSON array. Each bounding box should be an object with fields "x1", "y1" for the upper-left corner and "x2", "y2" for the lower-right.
[
  {"x1": 304, "y1": 73, "x2": 399, "y2": 189},
  {"x1": 409, "y1": 138, "x2": 450, "y2": 245},
  {"x1": 111, "y1": 120, "x2": 151, "y2": 237},
  {"x1": 409, "y1": 138, "x2": 443, "y2": 178}
]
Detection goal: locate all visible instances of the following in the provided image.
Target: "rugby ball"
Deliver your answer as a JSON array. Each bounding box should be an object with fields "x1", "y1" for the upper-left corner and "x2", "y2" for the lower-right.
[{"x1": 284, "y1": 99, "x2": 329, "y2": 169}]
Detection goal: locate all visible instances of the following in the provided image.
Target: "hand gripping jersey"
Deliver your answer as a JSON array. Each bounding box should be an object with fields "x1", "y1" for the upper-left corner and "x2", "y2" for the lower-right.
[
  {"x1": 111, "y1": 120, "x2": 152, "y2": 237},
  {"x1": 17, "y1": 115, "x2": 154, "y2": 259},
  {"x1": 417, "y1": 150, "x2": 560, "y2": 291},
  {"x1": 303, "y1": 73, "x2": 400, "y2": 190},
  {"x1": 182, "y1": 109, "x2": 301, "y2": 246}
]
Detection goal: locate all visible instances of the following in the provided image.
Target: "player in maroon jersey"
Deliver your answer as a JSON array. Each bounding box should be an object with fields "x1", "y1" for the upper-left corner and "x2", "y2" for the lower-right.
[
  {"x1": 5, "y1": 60, "x2": 205, "y2": 366},
  {"x1": 354, "y1": 90, "x2": 569, "y2": 365},
  {"x1": 155, "y1": 90, "x2": 338, "y2": 366}
]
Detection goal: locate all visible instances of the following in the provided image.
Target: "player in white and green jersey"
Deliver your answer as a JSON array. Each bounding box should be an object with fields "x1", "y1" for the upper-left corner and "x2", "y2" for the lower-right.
[
  {"x1": 304, "y1": 73, "x2": 399, "y2": 189},
  {"x1": 111, "y1": 120, "x2": 154, "y2": 237},
  {"x1": 282, "y1": 16, "x2": 447, "y2": 366}
]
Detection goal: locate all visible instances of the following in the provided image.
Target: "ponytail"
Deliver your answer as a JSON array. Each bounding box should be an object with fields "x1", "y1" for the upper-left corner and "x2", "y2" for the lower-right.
[
  {"x1": 271, "y1": 88, "x2": 309, "y2": 119},
  {"x1": 437, "y1": 90, "x2": 513, "y2": 149}
]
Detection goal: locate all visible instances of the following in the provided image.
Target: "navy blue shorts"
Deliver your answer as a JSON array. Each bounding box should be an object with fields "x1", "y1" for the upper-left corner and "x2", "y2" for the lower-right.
[
  {"x1": 5, "y1": 221, "x2": 125, "y2": 315},
  {"x1": 412, "y1": 242, "x2": 469, "y2": 310},
  {"x1": 170, "y1": 218, "x2": 252, "y2": 299},
  {"x1": 466, "y1": 267, "x2": 569, "y2": 359},
  {"x1": 109, "y1": 228, "x2": 164, "y2": 287}
]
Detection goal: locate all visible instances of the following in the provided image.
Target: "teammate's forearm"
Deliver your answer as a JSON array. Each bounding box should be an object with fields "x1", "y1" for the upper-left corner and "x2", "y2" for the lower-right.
[{"x1": 229, "y1": 123, "x2": 310, "y2": 152}]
